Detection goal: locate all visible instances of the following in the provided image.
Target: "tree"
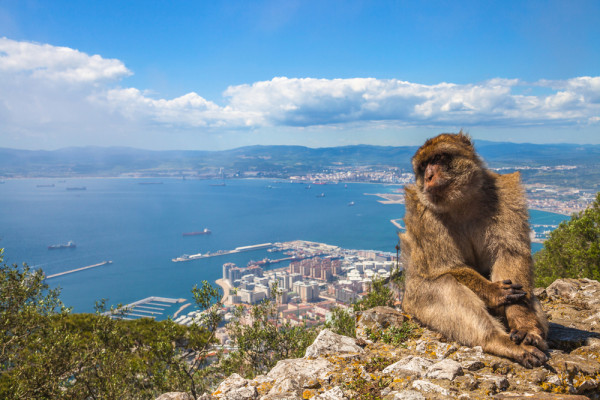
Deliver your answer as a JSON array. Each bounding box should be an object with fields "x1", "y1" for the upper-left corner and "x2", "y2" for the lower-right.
[
  {"x1": 534, "y1": 192, "x2": 600, "y2": 287},
  {"x1": 0, "y1": 249, "x2": 225, "y2": 399}
]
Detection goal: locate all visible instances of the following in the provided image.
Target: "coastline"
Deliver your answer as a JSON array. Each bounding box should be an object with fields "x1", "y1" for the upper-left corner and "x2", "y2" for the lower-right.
[{"x1": 215, "y1": 278, "x2": 231, "y2": 305}]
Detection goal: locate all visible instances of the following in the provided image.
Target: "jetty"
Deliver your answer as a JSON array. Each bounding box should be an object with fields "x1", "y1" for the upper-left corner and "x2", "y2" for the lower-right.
[
  {"x1": 45, "y1": 260, "x2": 113, "y2": 279},
  {"x1": 172, "y1": 242, "x2": 272, "y2": 262}
]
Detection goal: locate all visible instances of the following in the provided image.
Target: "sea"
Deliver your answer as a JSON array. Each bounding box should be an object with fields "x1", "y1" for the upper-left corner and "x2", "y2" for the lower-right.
[{"x1": 0, "y1": 178, "x2": 569, "y2": 315}]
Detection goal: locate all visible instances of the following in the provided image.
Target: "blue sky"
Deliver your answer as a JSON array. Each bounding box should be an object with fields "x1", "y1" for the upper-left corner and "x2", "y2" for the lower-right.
[{"x1": 0, "y1": 0, "x2": 599, "y2": 150}]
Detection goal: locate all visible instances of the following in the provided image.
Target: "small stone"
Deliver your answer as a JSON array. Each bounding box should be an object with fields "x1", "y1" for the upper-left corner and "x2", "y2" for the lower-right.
[
  {"x1": 382, "y1": 356, "x2": 434, "y2": 377},
  {"x1": 313, "y1": 386, "x2": 347, "y2": 400},
  {"x1": 411, "y1": 380, "x2": 451, "y2": 396},
  {"x1": 455, "y1": 374, "x2": 478, "y2": 391},
  {"x1": 425, "y1": 359, "x2": 463, "y2": 380},
  {"x1": 462, "y1": 360, "x2": 485, "y2": 371},
  {"x1": 435, "y1": 343, "x2": 458, "y2": 359},
  {"x1": 391, "y1": 389, "x2": 426, "y2": 400},
  {"x1": 304, "y1": 329, "x2": 364, "y2": 358}
]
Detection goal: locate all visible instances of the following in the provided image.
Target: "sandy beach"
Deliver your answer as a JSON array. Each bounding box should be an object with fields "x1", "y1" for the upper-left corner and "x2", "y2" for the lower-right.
[{"x1": 215, "y1": 278, "x2": 231, "y2": 305}]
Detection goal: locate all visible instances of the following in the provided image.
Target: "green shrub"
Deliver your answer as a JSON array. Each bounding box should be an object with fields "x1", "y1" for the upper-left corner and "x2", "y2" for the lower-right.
[{"x1": 534, "y1": 192, "x2": 600, "y2": 287}]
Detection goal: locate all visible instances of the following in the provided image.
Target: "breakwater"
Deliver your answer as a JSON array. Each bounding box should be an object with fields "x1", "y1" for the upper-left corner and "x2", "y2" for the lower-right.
[
  {"x1": 45, "y1": 261, "x2": 113, "y2": 279},
  {"x1": 172, "y1": 242, "x2": 272, "y2": 262}
]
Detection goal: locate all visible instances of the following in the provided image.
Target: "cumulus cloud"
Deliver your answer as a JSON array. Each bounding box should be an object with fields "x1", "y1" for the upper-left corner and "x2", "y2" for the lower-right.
[{"x1": 0, "y1": 37, "x2": 598, "y2": 146}]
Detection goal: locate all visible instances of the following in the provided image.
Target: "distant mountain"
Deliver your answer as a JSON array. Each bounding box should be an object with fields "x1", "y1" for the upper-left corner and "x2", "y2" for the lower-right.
[{"x1": 0, "y1": 142, "x2": 599, "y2": 184}]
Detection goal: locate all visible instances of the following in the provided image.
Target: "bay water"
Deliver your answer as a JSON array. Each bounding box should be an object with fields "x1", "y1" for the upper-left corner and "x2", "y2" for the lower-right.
[{"x1": 0, "y1": 178, "x2": 568, "y2": 314}]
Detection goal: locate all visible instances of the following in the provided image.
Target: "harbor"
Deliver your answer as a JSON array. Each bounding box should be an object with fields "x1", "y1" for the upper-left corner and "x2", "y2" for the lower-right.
[{"x1": 172, "y1": 242, "x2": 273, "y2": 262}]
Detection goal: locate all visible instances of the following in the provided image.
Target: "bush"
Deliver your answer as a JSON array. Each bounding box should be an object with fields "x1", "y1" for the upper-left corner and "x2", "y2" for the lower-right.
[{"x1": 534, "y1": 192, "x2": 600, "y2": 287}]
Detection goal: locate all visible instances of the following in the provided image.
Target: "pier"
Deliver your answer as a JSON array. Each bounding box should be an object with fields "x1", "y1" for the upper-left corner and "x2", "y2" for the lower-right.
[
  {"x1": 172, "y1": 242, "x2": 272, "y2": 262},
  {"x1": 45, "y1": 260, "x2": 113, "y2": 279}
]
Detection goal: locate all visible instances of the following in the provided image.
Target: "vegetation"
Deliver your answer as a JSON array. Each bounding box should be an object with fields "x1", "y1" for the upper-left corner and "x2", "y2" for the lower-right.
[
  {"x1": 353, "y1": 276, "x2": 397, "y2": 312},
  {"x1": 0, "y1": 254, "x2": 318, "y2": 398},
  {"x1": 325, "y1": 306, "x2": 356, "y2": 338},
  {"x1": 534, "y1": 192, "x2": 600, "y2": 287},
  {"x1": 220, "y1": 285, "x2": 318, "y2": 379}
]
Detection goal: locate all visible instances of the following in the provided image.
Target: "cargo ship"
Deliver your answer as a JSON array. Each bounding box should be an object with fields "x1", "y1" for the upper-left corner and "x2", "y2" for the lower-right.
[
  {"x1": 182, "y1": 228, "x2": 211, "y2": 236},
  {"x1": 48, "y1": 241, "x2": 76, "y2": 250}
]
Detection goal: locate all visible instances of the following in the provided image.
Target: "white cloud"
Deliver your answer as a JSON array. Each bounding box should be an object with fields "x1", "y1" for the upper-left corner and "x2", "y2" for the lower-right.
[
  {"x1": 0, "y1": 37, "x2": 599, "y2": 148},
  {"x1": 0, "y1": 37, "x2": 130, "y2": 83}
]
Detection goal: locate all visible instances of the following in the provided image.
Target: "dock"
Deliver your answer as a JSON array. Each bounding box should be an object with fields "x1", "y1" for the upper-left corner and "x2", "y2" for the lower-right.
[{"x1": 45, "y1": 261, "x2": 113, "y2": 279}]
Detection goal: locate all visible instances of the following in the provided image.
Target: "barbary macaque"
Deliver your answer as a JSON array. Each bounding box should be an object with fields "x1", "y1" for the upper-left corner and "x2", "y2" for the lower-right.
[{"x1": 400, "y1": 132, "x2": 548, "y2": 368}]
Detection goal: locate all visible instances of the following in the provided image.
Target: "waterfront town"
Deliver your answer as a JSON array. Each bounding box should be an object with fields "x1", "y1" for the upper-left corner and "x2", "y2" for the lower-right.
[{"x1": 172, "y1": 240, "x2": 398, "y2": 345}]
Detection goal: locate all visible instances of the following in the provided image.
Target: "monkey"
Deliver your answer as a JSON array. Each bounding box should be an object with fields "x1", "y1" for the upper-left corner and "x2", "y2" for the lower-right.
[{"x1": 400, "y1": 132, "x2": 549, "y2": 368}]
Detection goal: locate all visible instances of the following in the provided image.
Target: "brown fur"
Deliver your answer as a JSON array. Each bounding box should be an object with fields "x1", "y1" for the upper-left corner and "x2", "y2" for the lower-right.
[{"x1": 401, "y1": 132, "x2": 549, "y2": 368}]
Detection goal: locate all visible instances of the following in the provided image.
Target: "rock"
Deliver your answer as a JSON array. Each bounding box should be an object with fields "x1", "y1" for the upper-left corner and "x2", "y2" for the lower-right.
[
  {"x1": 213, "y1": 374, "x2": 256, "y2": 399},
  {"x1": 495, "y1": 394, "x2": 592, "y2": 399},
  {"x1": 304, "y1": 329, "x2": 364, "y2": 359},
  {"x1": 267, "y1": 377, "x2": 300, "y2": 397},
  {"x1": 425, "y1": 359, "x2": 463, "y2": 380},
  {"x1": 355, "y1": 306, "x2": 406, "y2": 340},
  {"x1": 155, "y1": 393, "x2": 193, "y2": 400},
  {"x1": 462, "y1": 360, "x2": 485, "y2": 371},
  {"x1": 267, "y1": 357, "x2": 333, "y2": 391},
  {"x1": 390, "y1": 390, "x2": 426, "y2": 400},
  {"x1": 188, "y1": 278, "x2": 600, "y2": 400},
  {"x1": 480, "y1": 374, "x2": 509, "y2": 392},
  {"x1": 313, "y1": 386, "x2": 347, "y2": 400},
  {"x1": 411, "y1": 380, "x2": 452, "y2": 396},
  {"x1": 382, "y1": 356, "x2": 434, "y2": 377}
]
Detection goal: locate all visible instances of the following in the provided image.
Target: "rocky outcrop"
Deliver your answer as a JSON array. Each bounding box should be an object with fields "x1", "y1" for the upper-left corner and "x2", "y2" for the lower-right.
[{"x1": 159, "y1": 278, "x2": 600, "y2": 400}]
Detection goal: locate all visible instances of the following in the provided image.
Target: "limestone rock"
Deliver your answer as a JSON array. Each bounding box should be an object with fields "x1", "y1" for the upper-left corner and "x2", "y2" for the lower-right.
[
  {"x1": 304, "y1": 329, "x2": 364, "y2": 359},
  {"x1": 382, "y1": 356, "x2": 434, "y2": 377},
  {"x1": 164, "y1": 278, "x2": 600, "y2": 400},
  {"x1": 390, "y1": 390, "x2": 426, "y2": 400},
  {"x1": 213, "y1": 374, "x2": 257, "y2": 400},
  {"x1": 411, "y1": 380, "x2": 452, "y2": 396},
  {"x1": 425, "y1": 359, "x2": 463, "y2": 380},
  {"x1": 312, "y1": 386, "x2": 347, "y2": 400},
  {"x1": 355, "y1": 306, "x2": 406, "y2": 340}
]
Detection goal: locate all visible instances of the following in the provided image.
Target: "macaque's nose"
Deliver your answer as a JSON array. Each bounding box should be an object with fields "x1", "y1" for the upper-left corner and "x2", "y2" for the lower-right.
[{"x1": 425, "y1": 165, "x2": 435, "y2": 182}]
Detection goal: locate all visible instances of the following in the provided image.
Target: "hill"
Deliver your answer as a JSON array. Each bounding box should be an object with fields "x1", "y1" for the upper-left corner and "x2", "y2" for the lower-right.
[{"x1": 1, "y1": 141, "x2": 599, "y2": 189}]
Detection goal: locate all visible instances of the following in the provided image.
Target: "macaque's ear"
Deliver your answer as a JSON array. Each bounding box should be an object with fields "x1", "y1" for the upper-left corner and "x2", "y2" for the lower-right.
[{"x1": 457, "y1": 130, "x2": 473, "y2": 148}]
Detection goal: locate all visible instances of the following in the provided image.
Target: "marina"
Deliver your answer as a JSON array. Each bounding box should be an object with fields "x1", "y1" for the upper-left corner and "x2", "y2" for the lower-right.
[{"x1": 103, "y1": 296, "x2": 187, "y2": 320}]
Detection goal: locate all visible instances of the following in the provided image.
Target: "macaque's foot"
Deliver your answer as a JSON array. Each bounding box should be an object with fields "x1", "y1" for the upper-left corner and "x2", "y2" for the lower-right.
[
  {"x1": 510, "y1": 328, "x2": 548, "y2": 351},
  {"x1": 490, "y1": 279, "x2": 526, "y2": 307},
  {"x1": 515, "y1": 344, "x2": 548, "y2": 369}
]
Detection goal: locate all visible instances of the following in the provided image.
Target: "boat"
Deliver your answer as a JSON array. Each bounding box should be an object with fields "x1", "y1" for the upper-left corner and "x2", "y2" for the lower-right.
[
  {"x1": 66, "y1": 187, "x2": 86, "y2": 191},
  {"x1": 210, "y1": 182, "x2": 226, "y2": 187},
  {"x1": 37, "y1": 184, "x2": 55, "y2": 188},
  {"x1": 182, "y1": 228, "x2": 211, "y2": 236},
  {"x1": 305, "y1": 185, "x2": 311, "y2": 189},
  {"x1": 348, "y1": 201, "x2": 355, "y2": 206},
  {"x1": 48, "y1": 241, "x2": 76, "y2": 250},
  {"x1": 316, "y1": 193, "x2": 325, "y2": 198}
]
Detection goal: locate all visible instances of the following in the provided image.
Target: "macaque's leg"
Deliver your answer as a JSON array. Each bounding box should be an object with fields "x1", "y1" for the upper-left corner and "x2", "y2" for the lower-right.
[{"x1": 403, "y1": 275, "x2": 547, "y2": 368}]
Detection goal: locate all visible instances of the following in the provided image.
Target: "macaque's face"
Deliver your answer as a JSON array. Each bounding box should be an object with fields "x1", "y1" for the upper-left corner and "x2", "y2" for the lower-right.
[{"x1": 411, "y1": 134, "x2": 483, "y2": 210}]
